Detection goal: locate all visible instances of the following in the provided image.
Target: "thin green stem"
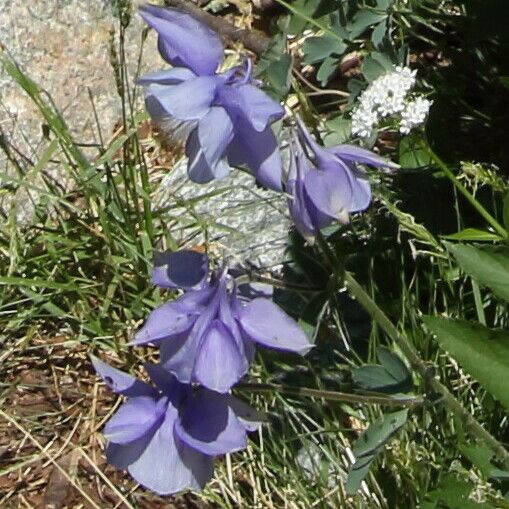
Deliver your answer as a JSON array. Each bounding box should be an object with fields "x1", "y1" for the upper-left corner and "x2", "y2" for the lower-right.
[
  {"x1": 272, "y1": 0, "x2": 344, "y2": 45},
  {"x1": 426, "y1": 143, "x2": 507, "y2": 239},
  {"x1": 235, "y1": 383, "x2": 424, "y2": 408},
  {"x1": 314, "y1": 231, "x2": 509, "y2": 465}
]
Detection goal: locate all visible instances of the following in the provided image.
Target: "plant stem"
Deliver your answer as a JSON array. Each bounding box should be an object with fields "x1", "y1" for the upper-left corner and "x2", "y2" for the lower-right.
[
  {"x1": 235, "y1": 383, "x2": 424, "y2": 408},
  {"x1": 343, "y1": 271, "x2": 509, "y2": 467},
  {"x1": 314, "y1": 231, "x2": 509, "y2": 465},
  {"x1": 426, "y1": 143, "x2": 508, "y2": 239},
  {"x1": 271, "y1": 0, "x2": 345, "y2": 45}
]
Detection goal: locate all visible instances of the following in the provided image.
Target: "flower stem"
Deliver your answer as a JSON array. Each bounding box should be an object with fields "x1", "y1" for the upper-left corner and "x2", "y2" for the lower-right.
[
  {"x1": 425, "y1": 142, "x2": 508, "y2": 239},
  {"x1": 343, "y1": 271, "x2": 509, "y2": 467},
  {"x1": 235, "y1": 383, "x2": 424, "y2": 408}
]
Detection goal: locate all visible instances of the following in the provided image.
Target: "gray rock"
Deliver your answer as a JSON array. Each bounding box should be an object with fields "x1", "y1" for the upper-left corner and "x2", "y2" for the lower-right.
[{"x1": 0, "y1": 0, "x2": 290, "y2": 266}]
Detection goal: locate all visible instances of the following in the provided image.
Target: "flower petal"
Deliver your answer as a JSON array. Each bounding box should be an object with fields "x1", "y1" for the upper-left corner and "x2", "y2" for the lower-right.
[
  {"x1": 186, "y1": 107, "x2": 234, "y2": 183},
  {"x1": 161, "y1": 294, "x2": 220, "y2": 383},
  {"x1": 106, "y1": 406, "x2": 213, "y2": 495},
  {"x1": 219, "y1": 288, "x2": 255, "y2": 368},
  {"x1": 287, "y1": 177, "x2": 318, "y2": 241},
  {"x1": 330, "y1": 145, "x2": 398, "y2": 168},
  {"x1": 152, "y1": 250, "x2": 209, "y2": 289},
  {"x1": 145, "y1": 75, "x2": 218, "y2": 121},
  {"x1": 132, "y1": 301, "x2": 196, "y2": 346},
  {"x1": 348, "y1": 173, "x2": 372, "y2": 212},
  {"x1": 104, "y1": 396, "x2": 164, "y2": 444},
  {"x1": 174, "y1": 285, "x2": 216, "y2": 311},
  {"x1": 239, "y1": 298, "x2": 312, "y2": 354},
  {"x1": 227, "y1": 119, "x2": 283, "y2": 191},
  {"x1": 194, "y1": 319, "x2": 247, "y2": 393},
  {"x1": 175, "y1": 389, "x2": 247, "y2": 455},
  {"x1": 187, "y1": 140, "x2": 231, "y2": 183},
  {"x1": 143, "y1": 362, "x2": 182, "y2": 396},
  {"x1": 139, "y1": 5, "x2": 223, "y2": 75},
  {"x1": 137, "y1": 67, "x2": 196, "y2": 86},
  {"x1": 91, "y1": 356, "x2": 156, "y2": 397},
  {"x1": 218, "y1": 83, "x2": 284, "y2": 132},
  {"x1": 303, "y1": 162, "x2": 353, "y2": 223}
]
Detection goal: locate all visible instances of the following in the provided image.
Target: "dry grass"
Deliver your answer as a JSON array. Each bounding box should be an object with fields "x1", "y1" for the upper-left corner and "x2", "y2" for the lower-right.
[{"x1": 0, "y1": 337, "x2": 212, "y2": 508}]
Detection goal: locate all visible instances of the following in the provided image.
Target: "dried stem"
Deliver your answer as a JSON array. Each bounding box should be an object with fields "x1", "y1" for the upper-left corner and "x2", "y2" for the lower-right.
[{"x1": 164, "y1": 0, "x2": 270, "y2": 55}]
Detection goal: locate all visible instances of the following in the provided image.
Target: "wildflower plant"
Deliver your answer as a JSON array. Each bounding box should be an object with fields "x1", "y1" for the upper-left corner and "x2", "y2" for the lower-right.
[
  {"x1": 83, "y1": 2, "x2": 509, "y2": 503},
  {"x1": 92, "y1": 4, "x2": 411, "y2": 496}
]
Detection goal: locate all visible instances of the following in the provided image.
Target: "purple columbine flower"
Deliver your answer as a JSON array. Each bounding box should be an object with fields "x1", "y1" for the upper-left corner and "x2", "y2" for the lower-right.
[
  {"x1": 92, "y1": 357, "x2": 262, "y2": 495},
  {"x1": 138, "y1": 5, "x2": 285, "y2": 191},
  {"x1": 133, "y1": 250, "x2": 312, "y2": 393},
  {"x1": 286, "y1": 117, "x2": 397, "y2": 241}
]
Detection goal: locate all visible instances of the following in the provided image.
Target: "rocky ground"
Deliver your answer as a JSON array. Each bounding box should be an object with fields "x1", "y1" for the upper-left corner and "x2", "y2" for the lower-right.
[{"x1": 0, "y1": 0, "x2": 289, "y2": 266}]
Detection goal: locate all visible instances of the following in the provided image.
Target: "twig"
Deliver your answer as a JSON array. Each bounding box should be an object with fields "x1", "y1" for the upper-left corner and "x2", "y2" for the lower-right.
[
  {"x1": 164, "y1": 0, "x2": 270, "y2": 55},
  {"x1": 293, "y1": 68, "x2": 349, "y2": 98}
]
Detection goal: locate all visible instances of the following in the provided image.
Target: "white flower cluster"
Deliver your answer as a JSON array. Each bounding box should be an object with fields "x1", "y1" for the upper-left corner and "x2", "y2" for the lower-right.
[
  {"x1": 351, "y1": 66, "x2": 432, "y2": 138},
  {"x1": 399, "y1": 97, "x2": 433, "y2": 134}
]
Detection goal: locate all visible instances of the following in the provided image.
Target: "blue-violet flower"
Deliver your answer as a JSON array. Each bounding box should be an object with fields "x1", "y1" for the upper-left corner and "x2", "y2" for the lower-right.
[
  {"x1": 132, "y1": 250, "x2": 312, "y2": 393},
  {"x1": 92, "y1": 357, "x2": 262, "y2": 495},
  {"x1": 286, "y1": 117, "x2": 397, "y2": 241},
  {"x1": 138, "y1": 4, "x2": 285, "y2": 191}
]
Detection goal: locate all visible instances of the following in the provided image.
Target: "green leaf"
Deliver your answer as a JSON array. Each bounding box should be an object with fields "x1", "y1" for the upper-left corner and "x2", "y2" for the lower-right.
[
  {"x1": 346, "y1": 410, "x2": 408, "y2": 494},
  {"x1": 377, "y1": 347, "x2": 410, "y2": 382},
  {"x1": 353, "y1": 347, "x2": 411, "y2": 393},
  {"x1": 286, "y1": 0, "x2": 322, "y2": 35},
  {"x1": 442, "y1": 228, "x2": 503, "y2": 242},
  {"x1": 316, "y1": 56, "x2": 338, "y2": 85},
  {"x1": 256, "y1": 34, "x2": 292, "y2": 99},
  {"x1": 348, "y1": 10, "x2": 387, "y2": 39},
  {"x1": 302, "y1": 35, "x2": 346, "y2": 65},
  {"x1": 353, "y1": 365, "x2": 399, "y2": 390},
  {"x1": 361, "y1": 54, "x2": 386, "y2": 82},
  {"x1": 264, "y1": 55, "x2": 292, "y2": 98},
  {"x1": 0, "y1": 276, "x2": 78, "y2": 290},
  {"x1": 425, "y1": 474, "x2": 494, "y2": 509},
  {"x1": 323, "y1": 116, "x2": 352, "y2": 146},
  {"x1": 399, "y1": 136, "x2": 433, "y2": 169},
  {"x1": 445, "y1": 242, "x2": 509, "y2": 302},
  {"x1": 362, "y1": 52, "x2": 393, "y2": 82},
  {"x1": 371, "y1": 19, "x2": 387, "y2": 47},
  {"x1": 459, "y1": 443, "x2": 496, "y2": 479},
  {"x1": 423, "y1": 316, "x2": 509, "y2": 411}
]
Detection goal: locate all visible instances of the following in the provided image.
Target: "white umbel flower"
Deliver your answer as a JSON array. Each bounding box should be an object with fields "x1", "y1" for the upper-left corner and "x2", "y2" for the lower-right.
[
  {"x1": 399, "y1": 97, "x2": 433, "y2": 134},
  {"x1": 351, "y1": 66, "x2": 430, "y2": 138}
]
